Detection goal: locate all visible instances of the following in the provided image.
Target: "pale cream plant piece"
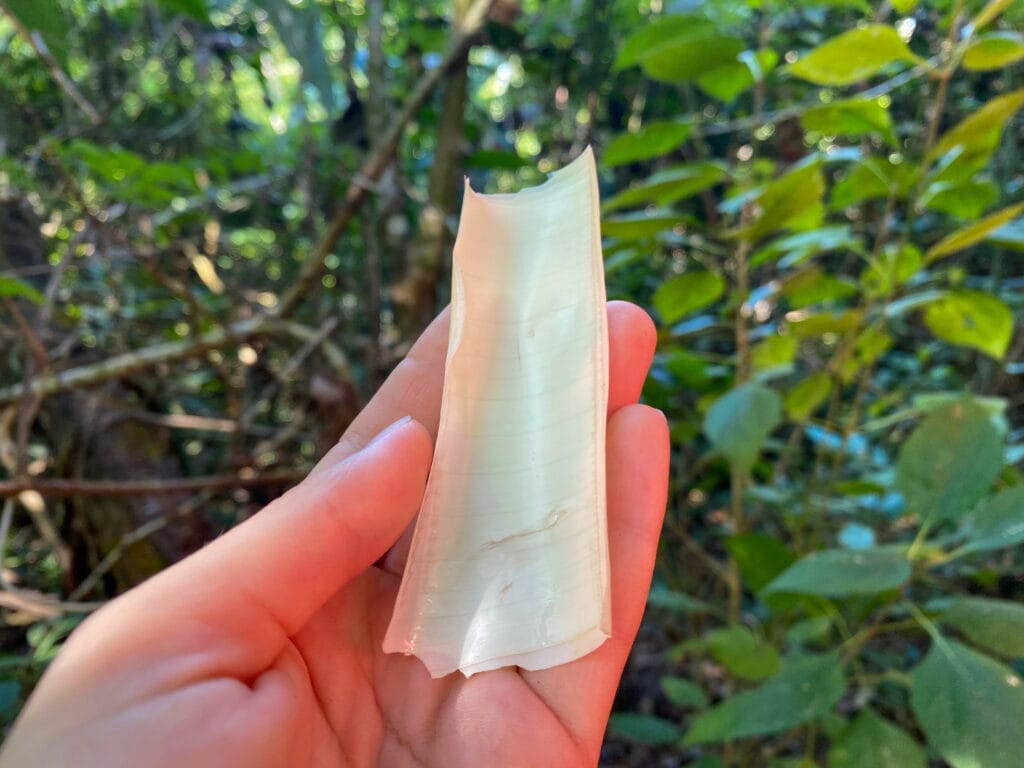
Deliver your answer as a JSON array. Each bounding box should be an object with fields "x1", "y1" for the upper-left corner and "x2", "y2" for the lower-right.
[{"x1": 382, "y1": 148, "x2": 611, "y2": 678}]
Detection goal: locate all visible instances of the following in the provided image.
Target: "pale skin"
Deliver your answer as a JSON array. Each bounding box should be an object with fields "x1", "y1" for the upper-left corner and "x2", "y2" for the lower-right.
[{"x1": 0, "y1": 301, "x2": 669, "y2": 768}]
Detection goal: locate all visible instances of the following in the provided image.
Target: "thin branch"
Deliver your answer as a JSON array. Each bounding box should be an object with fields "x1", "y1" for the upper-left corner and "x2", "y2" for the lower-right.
[
  {"x1": 273, "y1": 0, "x2": 497, "y2": 319},
  {"x1": 0, "y1": 2, "x2": 101, "y2": 125},
  {"x1": 0, "y1": 470, "x2": 304, "y2": 498},
  {"x1": 0, "y1": 317, "x2": 265, "y2": 405}
]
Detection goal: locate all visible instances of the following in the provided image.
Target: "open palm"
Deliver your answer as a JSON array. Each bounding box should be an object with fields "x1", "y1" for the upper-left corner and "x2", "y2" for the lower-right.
[{"x1": 0, "y1": 302, "x2": 668, "y2": 768}]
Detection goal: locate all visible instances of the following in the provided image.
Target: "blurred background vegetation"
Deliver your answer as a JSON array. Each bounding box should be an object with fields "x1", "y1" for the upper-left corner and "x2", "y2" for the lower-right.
[{"x1": 1, "y1": 0, "x2": 1023, "y2": 764}]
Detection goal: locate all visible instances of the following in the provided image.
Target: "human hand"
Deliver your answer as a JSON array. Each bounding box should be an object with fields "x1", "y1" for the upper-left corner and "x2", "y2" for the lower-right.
[{"x1": 0, "y1": 301, "x2": 669, "y2": 768}]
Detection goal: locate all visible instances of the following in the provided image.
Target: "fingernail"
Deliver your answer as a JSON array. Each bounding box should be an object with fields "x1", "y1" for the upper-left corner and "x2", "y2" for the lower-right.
[{"x1": 366, "y1": 416, "x2": 413, "y2": 450}]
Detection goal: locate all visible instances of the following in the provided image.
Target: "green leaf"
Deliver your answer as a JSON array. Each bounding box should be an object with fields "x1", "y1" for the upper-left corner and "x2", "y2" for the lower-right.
[
  {"x1": 920, "y1": 179, "x2": 999, "y2": 220},
  {"x1": 764, "y1": 548, "x2": 910, "y2": 597},
  {"x1": 860, "y1": 244, "x2": 922, "y2": 298},
  {"x1": 752, "y1": 225, "x2": 860, "y2": 268},
  {"x1": 705, "y1": 625, "x2": 781, "y2": 681},
  {"x1": 647, "y1": 586, "x2": 714, "y2": 614},
  {"x1": 697, "y1": 49, "x2": 779, "y2": 102},
  {"x1": 989, "y1": 218, "x2": 1024, "y2": 250},
  {"x1": 615, "y1": 14, "x2": 705, "y2": 70},
  {"x1": 787, "y1": 309, "x2": 863, "y2": 338},
  {"x1": 930, "y1": 90, "x2": 1024, "y2": 163},
  {"x1": 3, "y1": 0, "x2": 69, "y2": 67},
  {"x1": 781, "y1": 268, "x2": 857, "y2": 309},
  {"x1": 603, "y1": 162, "x2": 729, "y2": 212},
  {"x1": 703, "y1": 383, "x2": 782, "y2": 472},
  {"x1": 786, "y1": 25, "x2": 921, "y2": 86},
  {"x1": 726, "y1": 532, "x2": 797, "y2": 593},
  {"x1": 911, "y1": 639, "x2": 1024, "y2": 768},
  {"x1": 785, "y1": 372, "x2": 832, "y2": 421},
  {"x1": 603, "y1": 121, "x2": 692, "y2": 167},
  {"x1": 941, "y1": 597, "x2": 1024, "y2": 658},
  {"x1": 735, "y1": 159, "x2": 825, "y2": 242},
  {"x1": 923, "y1": 290, "x2": 1014, "y2": 360},
  {"x1": 973, "y1": 0, "x2": 1016, "y2": 31},
  {"x1": 608, "y1": 713, "x2": 682, "y2": 746},
  {"x1": 661, "y1": 676, "x2": 708, "y2": 710},
  {"x1": 0, "y1": 276, "x2": 45, "y2": 304},
  {"x1": 752, "y1": 335, "x2": 797, "y2": 371},
  {"x1": 830, "y1": 157, "x2": 897, "y2": 209},
  {"x1": 964, "y1": 32, "x2": 1024, "y2": 71},
  {"x1": 962, "y1": 486, "x2": 1024, "y2": 554},
  {"x1": 926, "y1": 203, "x2": 1024, "y2": 261},
  {"x1": 892, "y1": 0, "x2": 919, "y2": 10},
  {"x1": 654, "y1": 271, "x2": 725, "y2": 325},
  {"x1": 155, "y1": 0, "x2": 210, "y2": 21},
  {"x1": 895, "y1": 401, "x2": 1003, "y2": 525},
  {"x1": 801, "y1": 97, "x2": 896, "y2": 144},
  {"x1": 683, "y1": 653, "x2": 845, "y2": 745},
  {"x1": 602, "y1": 213, "x2": 683, "y2": 239},
  {"x1": 641, "y1": 32, "x2": 746, "y2": 83},
  {"x1": 829, "y1": 709, "x2": 926, "y2": 768}
]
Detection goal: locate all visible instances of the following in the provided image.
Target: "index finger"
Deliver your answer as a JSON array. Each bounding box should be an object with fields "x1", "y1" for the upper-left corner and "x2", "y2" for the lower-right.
[{"x1": 313, "y1": 300, "x2": 657, "y2": 474}]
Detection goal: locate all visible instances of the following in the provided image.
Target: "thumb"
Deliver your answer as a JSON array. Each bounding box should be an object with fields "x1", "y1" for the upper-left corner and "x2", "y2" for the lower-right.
[{"x1": 156, "y1": 416, "x2": 433, "y2": 637}]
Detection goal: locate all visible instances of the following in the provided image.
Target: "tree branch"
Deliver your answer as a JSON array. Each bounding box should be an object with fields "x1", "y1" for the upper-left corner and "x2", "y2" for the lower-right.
[
  {"x1": 0, "y1": 470, "x2": 305, "y2": 498},
  {"x1": 273, "y1": 0, "x2": 496, "y2": 319}
]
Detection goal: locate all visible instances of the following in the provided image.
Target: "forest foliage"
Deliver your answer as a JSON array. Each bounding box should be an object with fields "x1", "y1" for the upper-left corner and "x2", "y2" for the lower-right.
[{"x1": 1, "y1": 0, "x2": 1023, "y2": 765}]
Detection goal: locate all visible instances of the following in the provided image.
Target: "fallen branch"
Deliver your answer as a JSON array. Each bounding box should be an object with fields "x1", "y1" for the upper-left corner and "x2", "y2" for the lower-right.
[
  {"x1": 273, "y1": 0, "x2": 496, "y2": 319},
  {"x1": 0, "y1": 470, "x2": 305, "y2": 498}
]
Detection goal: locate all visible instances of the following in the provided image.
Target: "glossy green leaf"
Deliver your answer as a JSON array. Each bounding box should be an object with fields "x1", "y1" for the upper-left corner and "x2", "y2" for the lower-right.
[
  {"x1": 964, "y1": 32, "x2": 1024, "y2": 71},
  {"x1": 661, "y1": 676, "x2": 708, "y2": 710},
  {"x1": 602, "y1": 162, "x2": 729, "y2": 212},
  {"x1": 3, "y1": 0, "x2": 69, "y2": 67},
  {"x1": 602, "y1": 213, "x2": 683, "y2": 239},
  {"x1": 787, "y1": 25, "x2": 920, "y2": 86},
  {"x1": 683, "y1": 653, "x2": 845, "y2": 745},
  {"x1": 941, "y1": 597, "x2": 1024, "y2": 658},
  {"x1": 703, "y1": 383, "x2": 782, "y2": 472},
  {"x1": 735, "y1": 159, "x2": 824, "y2": 242},
  {"x1": 0, "y1": 276, "x2": 45, "y2": 304},
  {"x1": 654, "y1": 271, "x2": 725, "y2": 324},
  {"x1": 911, "y1": 639, "x2": 1024, "y2": 768},
  {"x1": 930, "y1": 90, "x2": 1024, "y2": 162},
  {"x1": 705, "y1": 625, "x2": 781, "y2": 681},
  {"x1": 764, "y1": 548, "x2": 910, "y2": 597},
  {"x1": 726, "y1": 532, "x2": 797, "y2": 593},
  {"x1": 608, "y1": 713, "x2": 682, "y2": 746},
  {"x1": 926, "y1": 203, "x2": 1024, "y2": 261},
  {"x1": 785, "y1": 372, "x2": 832, "y2": 421},
  {"x1": 896, "y1": 401, "x2": 1003, "y2": 525},
  {"x1": 923, "y1": 290, "x2": 1013, "y2": 360},
  {"x1": 603, "y1": 121, "x2": 692, "y2": 167},
  {"x1": 962, "y1": 487, "x2": 1024, "y2": 554},
  {"x1": 892, "y1": 0, "x2": 919, "y2": 10},
  {"x1": 801, "y1": 97, "x2": 896, "y2": 144},
  {"x1": 829, "y1": 709, "x2": 926, "y2": 768}
]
